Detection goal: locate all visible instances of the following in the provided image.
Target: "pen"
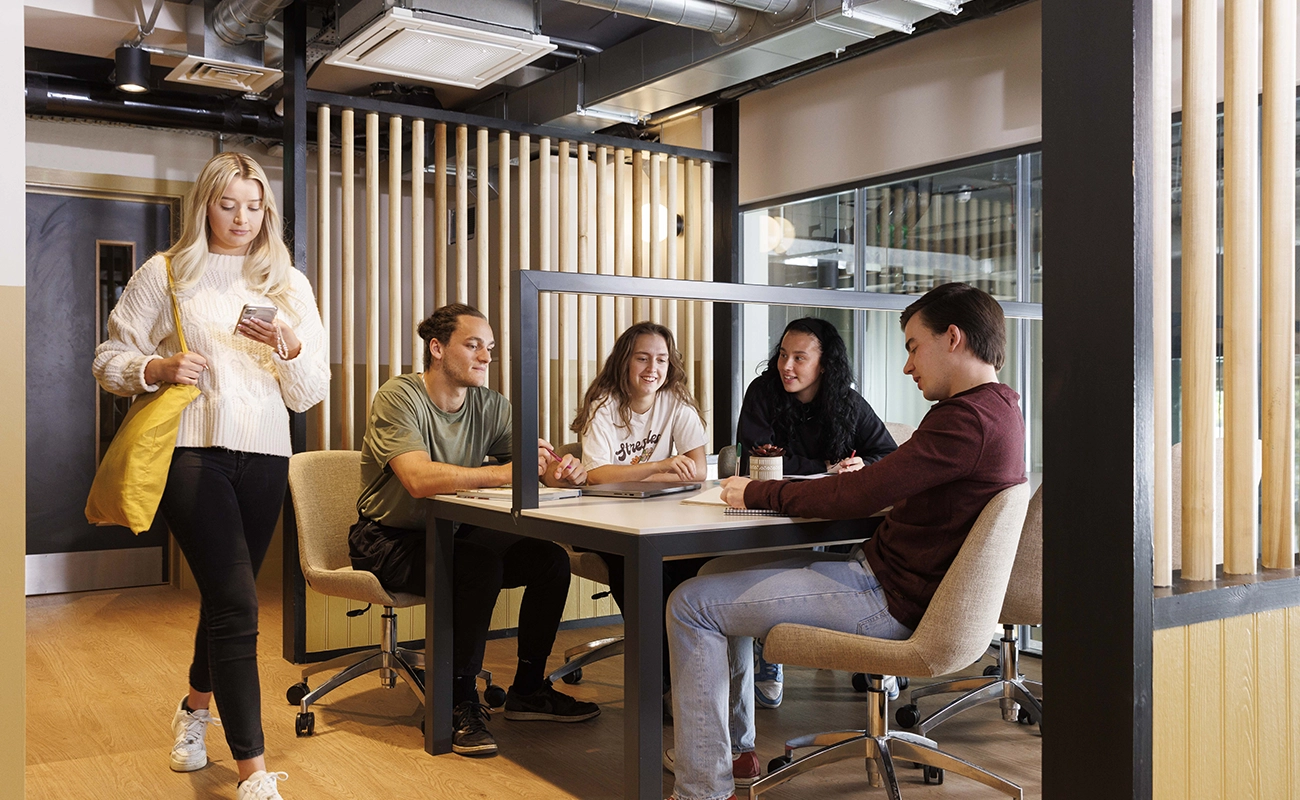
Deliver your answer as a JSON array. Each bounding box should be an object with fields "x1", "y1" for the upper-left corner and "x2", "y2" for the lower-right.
[{"x1": 541, "y1": 443, "x2": 575, "y2": 474}]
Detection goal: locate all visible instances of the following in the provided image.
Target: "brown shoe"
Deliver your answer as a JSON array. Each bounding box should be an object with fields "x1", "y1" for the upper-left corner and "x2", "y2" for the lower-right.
[{"x1": 732, "y1": 751, "x2": 761, "y2": 787}]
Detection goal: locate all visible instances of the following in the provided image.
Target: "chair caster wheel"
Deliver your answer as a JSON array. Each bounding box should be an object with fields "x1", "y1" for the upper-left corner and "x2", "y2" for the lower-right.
[
  {"x1": 923, "y1": 765, "x2": 944, "y2": 785},
  {"x1": 295, "y1": 711, "x2": 315, "y2": 737},
  {"x1": 851, "y1": 673, "x2": 869, "y2": 692},
  {"x1": 286, "y1": 681, "x2": 310, "y2": 706},
  {"x1": 983, "y1": 664, "x2": 1000, "y2": 677},
  {"x1": 768, "y1": 754, "x2": 792, "y2": 773},
  {"x1": 484, "y1": 684, "x2": 507, "y2": 708},
  {"x1": 895, "y1": 704, "x2": 921, "y2": 729},
  {"x1": 897, "y1": 676, "x2": 909, "y2": 691},
  {"x1": 561, "y1": 668, "x2": 583, "y2": 685},
  {"x1": 1018, "y1": 707, "x2": 1035, "y2": 725}
]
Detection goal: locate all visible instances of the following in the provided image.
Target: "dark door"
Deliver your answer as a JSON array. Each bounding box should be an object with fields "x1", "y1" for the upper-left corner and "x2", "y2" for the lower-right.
[{"x1": 26, "y1": 191, "x2": 175, "y2": 594}]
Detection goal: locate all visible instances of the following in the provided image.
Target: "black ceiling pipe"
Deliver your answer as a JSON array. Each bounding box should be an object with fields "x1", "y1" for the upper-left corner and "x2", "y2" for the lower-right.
[{"x1": 25, "y1": 71, "x2": 283, "y2": 138}]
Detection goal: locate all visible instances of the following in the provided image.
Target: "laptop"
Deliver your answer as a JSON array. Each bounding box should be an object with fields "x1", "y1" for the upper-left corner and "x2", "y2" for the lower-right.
[{"x1": 580, "y1": 481, "x2": 702, "y2": 499}]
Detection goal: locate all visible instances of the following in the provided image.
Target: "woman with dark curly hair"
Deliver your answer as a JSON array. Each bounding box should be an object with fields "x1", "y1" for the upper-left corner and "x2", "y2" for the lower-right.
[{"x1": 737, "y1": 317, "x2": 895, "y2": 710}]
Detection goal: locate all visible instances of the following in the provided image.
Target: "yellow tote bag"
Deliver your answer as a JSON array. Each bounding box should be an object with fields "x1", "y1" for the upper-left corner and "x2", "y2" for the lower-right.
[{"x1": 85, "y1": 259, "x2": 200, "y2": 534}]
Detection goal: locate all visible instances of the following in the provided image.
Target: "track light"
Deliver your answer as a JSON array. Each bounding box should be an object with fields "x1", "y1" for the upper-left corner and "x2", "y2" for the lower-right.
[{"x1": 114, "y1": 46, "x2": 150, "y2": 93}]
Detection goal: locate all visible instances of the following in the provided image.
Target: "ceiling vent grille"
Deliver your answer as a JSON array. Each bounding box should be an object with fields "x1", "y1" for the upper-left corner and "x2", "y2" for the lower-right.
[
  {"x1": 324, "y1": 8, "x2": 556, "y2": 90},
  {"x1": 165, "y1": 55, "x2": 283, "y2": 94}
]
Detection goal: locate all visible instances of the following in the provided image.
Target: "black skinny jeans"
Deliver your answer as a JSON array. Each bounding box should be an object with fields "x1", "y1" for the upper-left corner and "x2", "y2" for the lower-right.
[
  {"x1": 160, "y1": 446, "x2": 288, "y2": 762},
  {"x1": 348, "y1": 519, "x2": 571, "y2": 697}
]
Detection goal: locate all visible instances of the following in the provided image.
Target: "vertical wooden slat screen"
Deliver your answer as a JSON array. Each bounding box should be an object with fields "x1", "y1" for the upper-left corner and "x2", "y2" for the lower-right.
[
  {"x1": 1152, "y1": 0, "x2": 1173, "y2": 587},
  {"x1": 434, "y1": 123, "x2": 447, "y2": 309},
  {"x1": 339, "y1": 109, "x2": 355, "y2": 449},
  {"x1": 477, "y1": 127, "x2": 490, "y2": 316},
  {"x1": 1180, "y1": 0, "x2": 1218, "y2": 581},
  {"x1": 538, "y1": 137, "x2": 552, "y2": 442},
  {"x1": 365, "y1": 112, "x2": 380, "y2": 415},
  {"x1": 387, "y1": 114, "x2": 402, "y2": 380},
  {"x1": 615, "y1": 148, "x2": 631, "y2": 331},
  {"x1": 411, "y1": 119, "x2": 425, "y2": 371},
  {"x1": 701, "y1": 161, "x2": 715, "y2": 439},
  {"x1": 577, "y1": 143, "x2": 592, "y2": 403},
  {"x1": 316, "y1": 104, "x2": 331, "y2": 450},
  {"x1": 596, "y1": 146, "x2": 613, "y2": 369},
  {"x1": 684, "y1": 160, "x2": 699, "y2": 396},
  {"x1": 1222, "y1": 0, "x2": 1260, "y2": 575},
  {"x1": 455, "y1": 125, "x2": 468, "y2": 304},
  {"x1": 498, "y1": 130, "x2": 512, "y2": 398},
  {"x1": 650, "y1": 153, "x2": 665, "y2": 324},
  {"x1": 632, "y1": 150, "x2": 648, "y2": 321},
  {"x1": 558, "y1": 140, "x2": 574, "y2": 443},
  {"x1": 667, "y1": 156, "x2": 680, "y2": 333},
  {"x1": 1262, "y1": 0, "x2": 1297, "y2": 570}
]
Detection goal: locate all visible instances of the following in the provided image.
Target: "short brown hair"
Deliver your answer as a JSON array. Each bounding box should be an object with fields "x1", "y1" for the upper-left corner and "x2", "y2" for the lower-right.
[
  {"x1": 900, "y1": 283, "x2": 1006, "y2": 370},
  {"x1": 418, "y1": 304, "x2": 487, "y2": 369}
]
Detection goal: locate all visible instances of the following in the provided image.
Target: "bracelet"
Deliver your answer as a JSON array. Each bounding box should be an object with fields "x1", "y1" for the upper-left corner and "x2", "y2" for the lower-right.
[{"x1": 276, "y1": 328, "x2": 290, "y2": 360}]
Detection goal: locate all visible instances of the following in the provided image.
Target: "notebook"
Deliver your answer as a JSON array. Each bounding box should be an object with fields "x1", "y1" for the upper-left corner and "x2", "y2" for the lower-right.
[
  {"x1": 580, "y1": 481, "x2": 702, "y2": 499},
  {"x1": 454, "y1": 486, "x2": 581, "y2": 502},
  {"x1": 724, "y1": 507, "x2": 785, "y2": 517},
  {"x1": 680, "y1": 485, "x2": 728, "y2": 506}
]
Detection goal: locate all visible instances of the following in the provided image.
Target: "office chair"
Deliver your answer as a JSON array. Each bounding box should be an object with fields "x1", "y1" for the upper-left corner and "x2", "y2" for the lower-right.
[
  {"x1": 751, "y1": 483, "x2": 1031, "y2": 800},
  {"x1": 285, "y1": 449, "x2": 503, "y2": 737},
  {"x1": 895, "y1": 484, "x2": 1043, "y2": 733}
]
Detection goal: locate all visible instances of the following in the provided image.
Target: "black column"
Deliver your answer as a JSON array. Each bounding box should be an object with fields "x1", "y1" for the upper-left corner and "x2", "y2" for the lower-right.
[
  {"x1": 710, "y1": 101, "x2": 741, "y2": 452},
  {"x1": 281, "y1": 0, "x2": 309, "y2": 664},
  {"x1": 1042, "y1": 2, "x2": 1154, "y2": 798}
]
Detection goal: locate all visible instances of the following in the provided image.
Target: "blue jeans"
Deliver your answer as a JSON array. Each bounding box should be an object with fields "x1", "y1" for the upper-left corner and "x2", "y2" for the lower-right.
[{"x1": 666, "y1": 550, "x2": 912, "y2": 800}]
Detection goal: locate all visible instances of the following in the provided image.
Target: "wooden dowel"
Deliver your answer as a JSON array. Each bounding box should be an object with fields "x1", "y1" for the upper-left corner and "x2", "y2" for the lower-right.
[
  {"x1": 558, "y1": 140, "x2": 573, "y2": 443},
  {"x1": 1262, "y1": 0, "x2": 1297, "y2": 569},
  {"x1": 434, "y1": 123, "x2": 447, "y2": 309},
  {"x1": 316, "y1": 104, "x2": 331, "y2": 450},
  {"x1": 684, "y1": 159, "x2": 699, "y2": 396},
  {"x1": 650, "y1": 153, "x2": 664, "y2": 323},
  {"x1": 538, "y1": 137, "x2": 552, "y2": 442},
  {"x1": 340, "y1": 108, "x2": 355, "y2": 449},
  {"x1": 477, "y1": 127, "x2": 490, "y2": 316},
  {"x1": 365, "y1": 112, "x2": 380, "y2": 412},
  {"x1": 701, "y1": 161, "x2": 714, "y2": 443},
  {"x1": 498, "y1": 130, "x2": 511, "y2": 398},
  {"x1": 388, "y1": 114, "x2": 403, "y2": 380},
  {"x1": 632, "y1": 150, "x2": 647, "y2": 321},
  {"x1": 577, "y1": 142, "x2": 591, "y2": 402},
  {"x1": 614, "y1": 148, "x2": 630, "y2": 330},
  {"x1": 411, "y1": 119, "x2": 425, "y2": 372},
  {"x1": 596, "y1": 145, "x2": 613, "y2": 370},
  {"x1": 667, "y1": 155, "x2": 680, "y2": 333},
  {"x1": 455, "y1": 125, "x2": 468, "y2": 304},
  {"x1": 1152, "y1": 0, "x2": 1173, "y2": 587},
  {"x1": 519, "y1": 134, "x2": 530, "y2": 272},
  {"x1": 1180, "y1": 0, "x2": 1218, "y2": 581}
]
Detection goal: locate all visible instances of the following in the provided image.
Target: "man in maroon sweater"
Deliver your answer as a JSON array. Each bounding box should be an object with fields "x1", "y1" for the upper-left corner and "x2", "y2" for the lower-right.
[{"x1": 662, "y1": 283, "x2": 1026, "y2": 800}]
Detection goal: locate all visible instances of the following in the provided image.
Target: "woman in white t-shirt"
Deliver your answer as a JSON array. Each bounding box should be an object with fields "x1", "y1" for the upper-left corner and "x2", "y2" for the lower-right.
[
  {"x1": 572, "y1": 321, "x2": 707, "y2": 482},
  {"x1": 571, "y1": 322, "x2": 709, "y2": 702}
]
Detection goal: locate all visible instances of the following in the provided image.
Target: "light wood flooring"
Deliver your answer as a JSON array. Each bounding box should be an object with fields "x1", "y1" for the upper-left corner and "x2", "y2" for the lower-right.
[{"x1": 27, "y1": 581, "x2": 1041, "y2": 799}]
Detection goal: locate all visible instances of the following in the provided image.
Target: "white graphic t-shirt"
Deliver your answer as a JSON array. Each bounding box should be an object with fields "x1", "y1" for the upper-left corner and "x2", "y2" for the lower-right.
[{"x1": 580, "y1": 392, "x2": 708, "y2": 470}]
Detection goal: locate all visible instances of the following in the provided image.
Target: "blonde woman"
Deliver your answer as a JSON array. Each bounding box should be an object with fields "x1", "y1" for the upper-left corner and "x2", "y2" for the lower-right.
[{"x1": 93, "y1": 153, "x2": 329, "y2": 800}]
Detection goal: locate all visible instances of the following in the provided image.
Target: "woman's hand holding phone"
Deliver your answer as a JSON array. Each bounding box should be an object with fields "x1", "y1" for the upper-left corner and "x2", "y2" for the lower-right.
[{"x1": 236, "y1": 305, "x2": 302, "y2": 360}]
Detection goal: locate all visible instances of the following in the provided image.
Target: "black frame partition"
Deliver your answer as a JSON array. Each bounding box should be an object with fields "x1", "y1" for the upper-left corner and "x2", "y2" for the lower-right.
[{"x1": 507, "y1": 269, "x2": 1042, "y2": 509}]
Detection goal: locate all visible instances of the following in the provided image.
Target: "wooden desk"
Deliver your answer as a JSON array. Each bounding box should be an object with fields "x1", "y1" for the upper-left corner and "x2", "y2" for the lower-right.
[{"x1": 421, "y1": 484, "x2": 866, "y2": 800}]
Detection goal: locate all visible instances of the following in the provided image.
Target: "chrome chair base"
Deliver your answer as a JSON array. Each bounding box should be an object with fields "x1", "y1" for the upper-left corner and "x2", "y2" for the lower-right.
[
  {"x1": 748, "y1": 675, "x2": 1022, "y2": 800},
  {"x1": 907, "y1": 625, "x2": 1042, "y2": 735},
  {"x1": 546, "y1": 635, "x2": 625, "y2": 684}
]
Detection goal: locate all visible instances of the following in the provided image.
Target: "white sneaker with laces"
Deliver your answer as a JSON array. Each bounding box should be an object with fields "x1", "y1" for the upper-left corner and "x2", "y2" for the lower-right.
[
  {"x1": 170, "y1": 698, "x2": 219, "y2": 772},
  {"x1": 237, "y1": 770, "x2": 288, "y2": 800}
]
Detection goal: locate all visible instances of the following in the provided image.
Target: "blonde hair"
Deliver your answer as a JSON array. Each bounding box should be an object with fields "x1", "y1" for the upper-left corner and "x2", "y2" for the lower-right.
[{"x1": 165, "y1": 152, "x2": 296, "y2": 317}]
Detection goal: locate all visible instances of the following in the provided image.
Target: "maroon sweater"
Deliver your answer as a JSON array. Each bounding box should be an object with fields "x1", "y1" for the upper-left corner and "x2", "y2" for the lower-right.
[{"x1": 744, "y1": 382, "x2": 1026, "y2": 630}]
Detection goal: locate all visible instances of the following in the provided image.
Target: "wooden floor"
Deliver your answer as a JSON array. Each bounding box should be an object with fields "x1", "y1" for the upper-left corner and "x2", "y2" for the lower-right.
[{"x1": 27, "y1": 581, "x2": 1041, "y2": 799}]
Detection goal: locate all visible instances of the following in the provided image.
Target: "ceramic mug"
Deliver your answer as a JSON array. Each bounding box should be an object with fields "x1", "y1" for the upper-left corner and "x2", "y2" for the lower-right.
[{"x1": 749, "y1": 455, "x2": 784, "y2": 482}]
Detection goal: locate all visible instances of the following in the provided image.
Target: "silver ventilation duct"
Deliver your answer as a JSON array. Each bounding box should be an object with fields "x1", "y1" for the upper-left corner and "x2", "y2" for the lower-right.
[
  {"x1": 712, "y1": 0, "x2": 810, "y2": 23},
  {"x1": 556, "y1": 0, "x2": 757, "y2": 42},
  {"x1": 213, "y1": 0, "x2": 293, "y2": 46}
]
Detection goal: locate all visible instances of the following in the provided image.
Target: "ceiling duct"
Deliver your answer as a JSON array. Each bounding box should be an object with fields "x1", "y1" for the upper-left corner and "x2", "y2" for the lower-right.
[
  {"x1": 165, "y1": 0, "x2": 283, "y2": 94},
  {"x1": 326, "y1": 0, "x2": 556, "y2": 91},
  {"x1": 555, "y1": 0, "x2": 757, "y2": 43}
]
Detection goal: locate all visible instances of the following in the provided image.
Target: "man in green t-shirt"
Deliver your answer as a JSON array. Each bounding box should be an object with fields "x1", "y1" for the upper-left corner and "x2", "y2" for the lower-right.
[{"x1": 349, "y1": 304, "x2": 596, "y2": 758}]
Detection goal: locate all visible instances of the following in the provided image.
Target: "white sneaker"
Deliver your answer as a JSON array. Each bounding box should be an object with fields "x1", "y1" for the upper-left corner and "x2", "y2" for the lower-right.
[
  {"x1": 170, "y1": 698, "x2": 218, "y2": 772},
  {"x1": 882, "y1": 675, "x2": 900, "y2": 702},
  {"x1": 237, "y1": 771, "x2": 288, "y2": 800}
]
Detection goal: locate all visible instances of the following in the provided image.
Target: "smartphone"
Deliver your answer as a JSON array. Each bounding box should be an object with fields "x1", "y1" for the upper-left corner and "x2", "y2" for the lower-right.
[{"x1": 235, "y1": 303, "x2": 277, "y2": 333}]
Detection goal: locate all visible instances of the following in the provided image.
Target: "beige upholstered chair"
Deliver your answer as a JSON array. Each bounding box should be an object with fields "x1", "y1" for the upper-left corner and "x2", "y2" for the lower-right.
[
  {"x1": 884, "y1": 421, "x2": 915, "y2": 446},
  {"x1": 896, "y1": 484, "x2": 1043, "y2": 733},
  {"x1": 545, "y1": 442, "x2": 625, "y2": 684},
  {"x1": 752, "y1": 482, "x2": 1031, "y2": 800},
  {"x1": 285, "y1": 449, "x2": 502, "y2": 736}
]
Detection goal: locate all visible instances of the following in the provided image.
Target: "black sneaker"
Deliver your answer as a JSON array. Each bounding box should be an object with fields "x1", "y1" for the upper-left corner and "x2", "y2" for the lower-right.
[
  {"x1": 451, "y1": 701, "x2": 498, "y2": 756},
  {"x1": 503, "y1": 682, "x2": 600, "y2": 722}
]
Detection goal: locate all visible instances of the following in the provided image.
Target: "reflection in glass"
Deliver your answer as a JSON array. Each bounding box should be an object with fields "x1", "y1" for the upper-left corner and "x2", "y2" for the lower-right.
[{"x1": 97, "y1": 241, "x2": 135, "y2": 464}]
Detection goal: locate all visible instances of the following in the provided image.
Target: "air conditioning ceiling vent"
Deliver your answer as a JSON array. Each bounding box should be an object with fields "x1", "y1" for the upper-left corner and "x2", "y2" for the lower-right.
[
  {"x1": 324, "y1": 8, "x2": 556, "y2": 90},
  {"x1": 166, "y1": 55, "x2": 283, "y2": 94}
]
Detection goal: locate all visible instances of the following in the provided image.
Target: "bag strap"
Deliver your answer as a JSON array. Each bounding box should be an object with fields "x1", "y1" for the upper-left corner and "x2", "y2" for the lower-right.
[{"x1": 164, "y1": 256, "x2": 189, "y2": 354}]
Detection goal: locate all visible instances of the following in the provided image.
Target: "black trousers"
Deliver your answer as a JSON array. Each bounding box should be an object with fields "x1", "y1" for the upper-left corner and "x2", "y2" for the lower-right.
[
  {"x1": 160, "y1": 446, "x2": 288, "y2": 762},
  {"x1": 349, "y1": 518, "x2": 571, "y2": 692}
]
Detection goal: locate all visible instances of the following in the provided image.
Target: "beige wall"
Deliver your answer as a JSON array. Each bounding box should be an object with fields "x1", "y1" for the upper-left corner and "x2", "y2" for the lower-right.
[
  {"x1": 3, "y1": 10, "x2": 25, "y2": 795},
  {"x1": 738, "y1": 2, "x2": 1042, "y2": 205},
  {"x1": 1153, "y1": 608, "x2": 1300, "y2": 799}
]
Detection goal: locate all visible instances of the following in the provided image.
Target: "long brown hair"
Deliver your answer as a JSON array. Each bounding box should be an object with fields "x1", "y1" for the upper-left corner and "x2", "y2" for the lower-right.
[{"x1": 571, "y1": 322, "x2": 703, "y2": 436}]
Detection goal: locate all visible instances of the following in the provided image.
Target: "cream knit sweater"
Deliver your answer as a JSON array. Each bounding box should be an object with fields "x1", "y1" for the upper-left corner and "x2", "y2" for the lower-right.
[{"x1": 93, "y1": 252, "x2": 330, "y2": 457}]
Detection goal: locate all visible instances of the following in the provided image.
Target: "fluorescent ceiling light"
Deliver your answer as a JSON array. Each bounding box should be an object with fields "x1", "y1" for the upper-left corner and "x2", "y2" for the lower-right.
[
  {"x1": 904, "y1": 0, "x2": 962, "y2": 15},
  {"x1": 841, "y1": 2, "x2": 916, "y2": 33},
  {"x1": 576, "y1": 106, "x2": 644, "y2": 125}
]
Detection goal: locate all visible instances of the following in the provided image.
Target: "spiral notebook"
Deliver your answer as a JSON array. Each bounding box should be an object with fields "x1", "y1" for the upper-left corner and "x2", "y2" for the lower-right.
[{"x1": 723, "y1": 507, "x2": 786, "y2": 517}]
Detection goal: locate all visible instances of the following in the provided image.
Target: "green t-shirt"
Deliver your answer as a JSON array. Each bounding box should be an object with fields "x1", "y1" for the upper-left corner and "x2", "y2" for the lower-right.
[{"x1": 357, "y1": 373, "x2": 512, "y2": 530}]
